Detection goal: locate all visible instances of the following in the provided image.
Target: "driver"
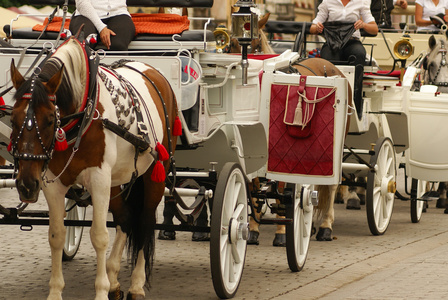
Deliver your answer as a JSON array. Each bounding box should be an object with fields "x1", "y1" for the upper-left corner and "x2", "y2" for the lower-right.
[{"x1": 310, "y1": 0, "x2": 378, "y2": 116}]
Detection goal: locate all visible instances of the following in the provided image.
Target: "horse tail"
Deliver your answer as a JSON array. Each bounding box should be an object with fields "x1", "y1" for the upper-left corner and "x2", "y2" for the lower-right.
[{"x1": 125, "y1": 172, "x2": 160, "y2": 288}]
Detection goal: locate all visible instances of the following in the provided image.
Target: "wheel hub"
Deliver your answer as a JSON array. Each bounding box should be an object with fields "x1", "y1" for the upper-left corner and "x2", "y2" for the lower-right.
[
  {"x1": 229, "y1": 218, "x2": 249, "y2": 243},
  {"x1": 381, "y1": 176, "x2": 395, "y2": 195}
]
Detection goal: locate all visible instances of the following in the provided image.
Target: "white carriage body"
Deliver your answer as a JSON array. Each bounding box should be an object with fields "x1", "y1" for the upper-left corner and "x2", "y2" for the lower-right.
[{"x1": 405, "y1": 90, "x2": 448, "y2": 181}]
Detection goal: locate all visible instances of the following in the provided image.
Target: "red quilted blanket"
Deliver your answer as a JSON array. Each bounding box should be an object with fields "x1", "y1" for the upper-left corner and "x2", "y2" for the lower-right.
[
  {"x1": 268, "y1": 80, "x2": 336, "y2": 177},
  {"x1": 32, "y1": 13, "x2": 190, "y2": 35}
]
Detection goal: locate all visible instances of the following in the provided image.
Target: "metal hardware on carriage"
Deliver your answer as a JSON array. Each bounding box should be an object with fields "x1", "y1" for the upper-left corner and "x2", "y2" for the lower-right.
[{"x1": 232, "y1": 0, "x2": 259, "y2": 85}]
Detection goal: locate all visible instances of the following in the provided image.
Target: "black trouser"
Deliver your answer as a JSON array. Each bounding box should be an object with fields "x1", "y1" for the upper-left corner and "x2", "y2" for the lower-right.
[
  {"x1": 69, "y1": 14, "x2": 135, "y2": 51},
  {"x1": 321, "y1": 39, "x2": 365, "y2": 118}
]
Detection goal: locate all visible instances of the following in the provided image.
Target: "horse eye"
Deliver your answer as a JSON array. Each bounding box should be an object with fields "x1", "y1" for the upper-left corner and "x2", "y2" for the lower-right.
[{"x1": 47, "y1": 116, "x2": 55, "y2": 127}]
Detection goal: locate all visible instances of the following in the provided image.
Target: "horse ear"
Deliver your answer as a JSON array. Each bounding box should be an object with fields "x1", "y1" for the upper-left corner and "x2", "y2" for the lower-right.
[
  {"x1": 258, "y1": 13, "x2": 271, "y2": 30},
  {"x1": 44, "y1": 64, "x2": 65, "y2": 95},
  {"x1": 429, "y1": 35, "x2": 436, "y2": 50},
  {"x1": 10, "y1": 59, "x2": 25, "y2": 90}
]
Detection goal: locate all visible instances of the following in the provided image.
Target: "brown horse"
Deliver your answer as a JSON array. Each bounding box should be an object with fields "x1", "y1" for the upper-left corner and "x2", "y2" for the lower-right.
[{"x1": 9, "y1": 37, "x2": 178, "y2": 299}]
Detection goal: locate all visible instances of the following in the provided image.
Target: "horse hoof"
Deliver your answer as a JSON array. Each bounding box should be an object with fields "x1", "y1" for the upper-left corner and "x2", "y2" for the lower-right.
[
  {"x1": 126, "y1": 293, "x2": 145, "y2": 300},
  {"x1": 334, "y1": 193, "x2": 344, "y2": 204},
  {"x1": 247, "y1": 231, "x2": 259, "y2": 245},
  {"x1": 444, "y1": 208, "x2": 448, "y2": 214},
  {"x1": 346, "y1": 198, "x2": 361, "y2": 210},
  {"x1": 192, "y1": 231, "x2": 210, "y2": 241},
  {"x1": 316, "y1": 227, "x2": 332, "y2": 241},
  {"x1": 273, "y1": 233, "x2": 286, "y2": 247},
  {"x1": 437, "y1": 198, "x2": 447, "y2": 208},
  {"x1": 158, "y1": 230, "x2": 176, "y2": 240},
  {"x1": 108, "y1": 289, "x2": 124, "y2": 300},
  {"x1": 358, "y1": 193, "x2": 366, "y2": 205}
]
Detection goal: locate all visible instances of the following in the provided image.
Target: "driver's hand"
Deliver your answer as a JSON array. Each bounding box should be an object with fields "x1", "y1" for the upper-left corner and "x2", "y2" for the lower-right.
[
  {"x1": 315, "y1": 22, "x2": 324, "y2": 33},
  {"x1": 354, "y1": 20, "x2": 365, "y2": 30},
  {"x1": 397, "y1": 0, "x2": 407, "y2": 9},
  {"x1": 100, "y1": 27, "x2": 116, "y2": 49}
]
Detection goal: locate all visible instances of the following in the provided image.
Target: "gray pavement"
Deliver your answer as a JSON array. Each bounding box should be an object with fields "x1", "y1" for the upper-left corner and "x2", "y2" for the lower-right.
[{"x1": 1, "y1": 169, "x2": 448, "y2": 299}]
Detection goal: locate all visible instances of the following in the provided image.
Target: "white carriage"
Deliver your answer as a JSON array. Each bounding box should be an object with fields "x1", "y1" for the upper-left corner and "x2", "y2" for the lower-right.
[{"x1": 0, "y1": 0, "x2": 446, "y2": 299}]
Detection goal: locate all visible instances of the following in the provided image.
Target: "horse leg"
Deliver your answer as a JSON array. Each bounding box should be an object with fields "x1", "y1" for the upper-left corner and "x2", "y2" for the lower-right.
[
  {"x1": 345, "y1": 185, "x2": 361, "y2": 210},
  {"x1": 335, "y1": 184, "x2": 345, "y2": 204},
  {"x1": 356, "y1": 177, "x2": 366, "y2": 205},
  {"x1": 192, "y1": 204, "x2": 210, "y2": 241},
  {"x1": 106, "y1": 187, "x2": 130, "y2": 300},
  {"x1": 43, "y1": 185, "x2": 69, "y2": 300},
  {"x1": 88, "y1": 175, "x2": 112, "y2": 300},
  {"x1": 316, "y1": 184, "x2": 337, "y2": 241},
  {"x1": 437, "y1": 182, "x2": 447, "y2": 208},
  {"x1": 273, "y1": 182, "x2": 286, "y2": 247},
  {"x1": 157, "y1": 196, "x2": 176, "y2": 240},
  {"x1": 247, "y1": 178, "x2": 261, "y2": 245}
]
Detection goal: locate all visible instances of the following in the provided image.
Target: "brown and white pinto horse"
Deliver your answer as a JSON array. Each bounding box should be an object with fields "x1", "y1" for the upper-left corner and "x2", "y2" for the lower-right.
[{"x1": 9, "y1": 37, "x2": 178, "y2": 299}]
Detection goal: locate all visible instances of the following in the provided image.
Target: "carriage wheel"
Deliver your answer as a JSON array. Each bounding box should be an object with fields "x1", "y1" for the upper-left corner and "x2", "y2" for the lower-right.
[
  {"x1": 366, "y1": 137, "x2": 396, "y2": 235},
  {"x1": 286, "y1": 184, "x2": 314, "y2": 272},
  {"x1": 210, "y1": 162, "x2": 249, "y2": 299},
  {"x1": 62, "y1": 198, "x2": 86, "y2": 261},
  {"x1": 410, "y1": 179, "x2": 426, "y2": 223}
]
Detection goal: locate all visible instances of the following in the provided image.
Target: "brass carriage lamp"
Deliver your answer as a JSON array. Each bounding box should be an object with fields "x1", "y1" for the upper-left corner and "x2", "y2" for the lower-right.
[
  {"x1": 232, "y1": 0, "x2": 259, "y2": 85},
  {"x1": 393, "y1": 35, "x2": 413, "y2": 82}
]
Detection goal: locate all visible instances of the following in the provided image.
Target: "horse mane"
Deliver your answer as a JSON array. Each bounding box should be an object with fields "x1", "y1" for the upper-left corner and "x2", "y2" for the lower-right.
[
  {"x1": 259, "y1": 29, "x2": 275, "y2": 54},
  {"x1": 15, "y1": 38, "x2": 87, "y2": 114}
]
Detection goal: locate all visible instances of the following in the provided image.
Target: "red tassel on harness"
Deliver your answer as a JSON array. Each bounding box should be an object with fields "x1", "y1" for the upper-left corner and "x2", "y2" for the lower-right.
[
  {"x1": 151, "y1": 160, "x2": 166, "y2": 183},
  {"x1": 7, "y1": 141, "x2": 11, "y2": 152},
  {"x1": 156, "y1": 142, "x2": 169, "y2": 161},
  {"x1": 173, "y1": 116, "x2": 182, "y2": 136},
  {"x1": 54, "y1": 128, "x2": 68, "y2": 151}
]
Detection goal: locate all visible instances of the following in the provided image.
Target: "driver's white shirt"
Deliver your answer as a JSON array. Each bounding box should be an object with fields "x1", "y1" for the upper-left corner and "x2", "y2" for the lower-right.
[
  {"x1": 312, "y1": 0, "x2": 375, "y2": 39},
  {"x1": 73, "y1": 0, "x2": 130, "y2": 33},
  {"x1": 415, "y1": 0, "x2": 448, "y2": 31}
]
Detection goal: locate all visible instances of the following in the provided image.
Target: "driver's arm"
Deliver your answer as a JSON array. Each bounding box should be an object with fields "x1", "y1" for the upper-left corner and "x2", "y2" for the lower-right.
[{"x1": 355, "y1": 20, "x2": 378, "y2": 35}]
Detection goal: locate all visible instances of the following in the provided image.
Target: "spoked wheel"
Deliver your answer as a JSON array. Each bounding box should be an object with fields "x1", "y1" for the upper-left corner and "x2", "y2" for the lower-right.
[
  {"x1": 210, "y1": 162, "x2": 249, "y2": 299},
  {"x1": 366, "y1": 137, "x2": 396, "y2": 235},
  {"x1": 286, "y1": 184, "x2": 314, "y2": 272},
  {"x1": 62, "y1": 198, "x2": 86, "y2": 261},
  {"x1": 411, "y1": 179, "x2": 426, "y2": 223}
]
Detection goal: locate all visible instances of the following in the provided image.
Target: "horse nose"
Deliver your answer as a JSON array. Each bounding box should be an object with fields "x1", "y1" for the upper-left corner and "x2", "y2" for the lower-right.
[{"x1": 16, "y1": 178, "x2": 40, "y2": 203}]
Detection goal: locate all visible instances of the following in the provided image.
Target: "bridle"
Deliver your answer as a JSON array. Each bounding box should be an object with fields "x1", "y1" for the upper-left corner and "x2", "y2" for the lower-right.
[
  {"x1": 10, "y1": 75, "x2": 61, "y2": 170},
  {"x1": 425, "y1": 39, "x2": 448, "y2": 87}
]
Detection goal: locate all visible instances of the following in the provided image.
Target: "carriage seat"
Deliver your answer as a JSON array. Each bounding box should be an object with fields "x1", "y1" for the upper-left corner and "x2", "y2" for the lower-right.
[
  {"x1": 264, "y1": 20, "x2": 376, "y2": 67},
  {"x1": 3, "y1": 0, "x2": 215, "y2": 50},
  {"x1": 4, "y1": 25, "x2": 214, "y2": 44}
]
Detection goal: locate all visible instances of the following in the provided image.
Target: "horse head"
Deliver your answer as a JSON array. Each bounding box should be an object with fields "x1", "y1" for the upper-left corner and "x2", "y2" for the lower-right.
[
  {"x1": 424, "y1": 34, "x2": 448, "y2": 92},
  {"x1": 10, "y1": 59, "x2": 65, "y2": 203}
]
